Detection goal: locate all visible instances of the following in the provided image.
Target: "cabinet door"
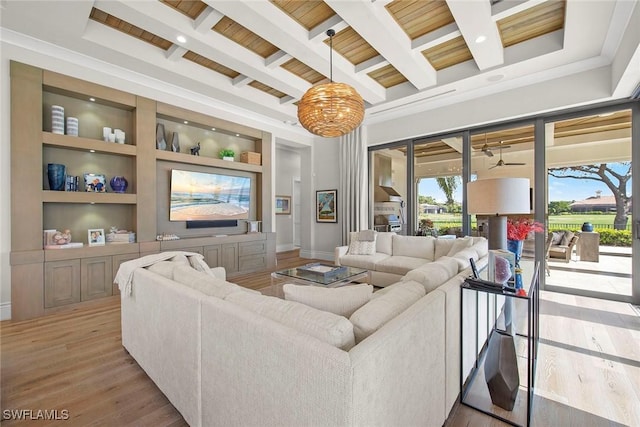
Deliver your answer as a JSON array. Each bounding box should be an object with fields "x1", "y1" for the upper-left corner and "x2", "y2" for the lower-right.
[
  {"x1": 204, "y1": 244, "x2": 221, "y2": 268},
  {"x1": 239, "y1": 241, "x2": 267, "y2": 257},
  {"x1": 81, "y1": 256, "x2": 113, "y2": 301},
  {"x1": 45, "y1": 259, "x2": 81, "y2": 308},
  {"x1": 112, "y1": 253, "x2": 140, "y2": 295},
  {"x1": 221, "y1": 243, "x2": 238, "y2": 273}
]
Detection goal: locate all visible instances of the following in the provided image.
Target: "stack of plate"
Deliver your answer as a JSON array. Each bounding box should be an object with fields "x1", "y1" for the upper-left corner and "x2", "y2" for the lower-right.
[
  {"x1": 66, "y1": 117, "x2": 78, "y2": 136},
  {"x1": 51, "y1": 105, "x2": 64, "y2": 134}
]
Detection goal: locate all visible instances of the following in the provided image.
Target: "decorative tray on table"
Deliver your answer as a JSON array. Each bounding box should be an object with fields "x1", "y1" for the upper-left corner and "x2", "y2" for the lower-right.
[{"x1": 296, "y1": 263, "x2": 347, "y2": 279}]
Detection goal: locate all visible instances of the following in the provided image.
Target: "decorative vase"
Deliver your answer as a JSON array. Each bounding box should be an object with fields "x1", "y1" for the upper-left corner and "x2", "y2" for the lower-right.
[
  {"x1": 47, "y1": 163, "x2": 66, "y2": 191},
  {"x1": 507, "y1": 239, "x2": 523, "y2": 267},
  {"x1": 581, "y1": 222, "x2": 594, "y2": 232},
  {"x1": 109, "y1": 176, "x2": 128, "y2": 193},
  {"x1": 156, "y1": 123, "x2": 167, "y2": 150},
  {"x1": 171, "y1": 132, "x2": 180, "y2": 152},
  {"x1": 484, "y1": 329, "x2": 520, "y2": 411},
  {"x1": 223, "y1": 156, "x2": 234, "y2": 161}
]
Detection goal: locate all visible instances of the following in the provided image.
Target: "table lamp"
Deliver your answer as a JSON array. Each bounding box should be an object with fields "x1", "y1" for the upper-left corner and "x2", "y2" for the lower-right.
[{"x1": 467, "y1": 178, "x2": 531, "y2": 250}]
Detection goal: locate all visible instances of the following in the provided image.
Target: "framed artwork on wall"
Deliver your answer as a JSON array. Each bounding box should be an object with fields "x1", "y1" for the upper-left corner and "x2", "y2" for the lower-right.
[
  {"x1": 275, "y1": 195, "x2": 291, "y2": 215},
  {"x1": 316, "y1": 189, "x2": 337, "y2": 223}
]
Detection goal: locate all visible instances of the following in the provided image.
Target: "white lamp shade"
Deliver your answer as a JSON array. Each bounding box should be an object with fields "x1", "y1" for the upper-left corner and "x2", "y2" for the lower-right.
[{"x1": 467, "y1": 178, "x2": 531, "y2": 215}]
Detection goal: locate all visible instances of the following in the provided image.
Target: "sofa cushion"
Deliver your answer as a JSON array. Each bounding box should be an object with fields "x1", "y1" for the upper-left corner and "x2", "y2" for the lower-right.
[
  {"x1": 392, "y1": 235, "x2": 435, "y2": 260},
  {"x1": 283, "y1": 283, "x2": 373, "y2": 317},
  {"x1": 451, "y1": 248, "x2": 480, "y2": 271},
  {"x1": 402, "y1": 256, "x2": 459, "y2": 293},
  {"x1": 470, "y1": 237, "x2": 489, "y2": 259},
  {"x1": 339, "y1": 253, "x2": 390, "y2": 270},
  {"x1": 434, "y1": 237, "x2": 473, "y2": 259},
  {"x1": 375, "y1": 256, "x2": 428, "y2": 276},
  {"x1": 146, "y1": 261, "x2": 175, "y2": 279},
  {"x1": 226, "y1": 292, "x2": 355, "y2": 350},
  {"x1": 348, "y1": 231, "x2": 377, "y2": 255},
  {"x1": 371, "y1": 280, "x2": 426, "y2": 300},
  {"x1": 349, "y1": 280, "x2": 426, "y2": 343},
  {"x1": 173, "y1": 265, "x2": 254, "y2": 299},
  {"x1": 376, "y1": 232, "x2": 395, "y2": 255}
]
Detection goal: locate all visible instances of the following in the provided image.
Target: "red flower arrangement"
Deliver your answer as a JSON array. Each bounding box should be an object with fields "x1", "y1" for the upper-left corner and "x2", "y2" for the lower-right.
[{"x1": 507, "y1": 218, "x2": 544, "y2": 241}]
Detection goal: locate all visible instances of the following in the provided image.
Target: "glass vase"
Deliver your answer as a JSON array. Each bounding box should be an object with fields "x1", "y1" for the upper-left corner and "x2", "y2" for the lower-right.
[
  {"x1": 506, "y1": 239, "x2": 523, "y2": 267},
  {"x1": 47, "y1": 163, "x2": 66, "y2": 191}
]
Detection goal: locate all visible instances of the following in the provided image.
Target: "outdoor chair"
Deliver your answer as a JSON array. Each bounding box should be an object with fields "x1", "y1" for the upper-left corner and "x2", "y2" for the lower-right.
[{"x1": 548, "y1": 230, "x2": 579, "y2": 263}]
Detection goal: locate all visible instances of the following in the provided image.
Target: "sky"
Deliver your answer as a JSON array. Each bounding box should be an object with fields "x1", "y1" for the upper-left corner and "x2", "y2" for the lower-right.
[{"x1": 417, "y1": 162, "x2": 631, "y2": 204}]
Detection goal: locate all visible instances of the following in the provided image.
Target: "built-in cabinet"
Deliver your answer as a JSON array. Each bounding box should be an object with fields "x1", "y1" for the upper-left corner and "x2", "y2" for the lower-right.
[{"x1": 10, "y1": 61, "x2": 275, "y2": 320}]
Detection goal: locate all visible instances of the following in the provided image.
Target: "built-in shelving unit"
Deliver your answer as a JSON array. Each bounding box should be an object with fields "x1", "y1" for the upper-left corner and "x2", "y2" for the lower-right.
[{"x1": 10, "y1": 60, "x2": 275, "y2": 320}]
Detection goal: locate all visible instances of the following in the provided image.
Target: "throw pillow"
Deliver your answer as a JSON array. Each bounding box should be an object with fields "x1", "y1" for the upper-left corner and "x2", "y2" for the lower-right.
[
  {"x1": 283, "y1": 283, "x2": 373, "y2": 317},
  {"x1": 349, "y1": 280, "x2": 425, "y2": 343},
  {"x1": 551, "y1": 231, "x2": 564, "y2": 245},
  {"x1": 226, "y1": 292, "x2": 356, "y2": 350},
  {"x1": 348, "y1": 231, "x2": 377, "y2": 255}
]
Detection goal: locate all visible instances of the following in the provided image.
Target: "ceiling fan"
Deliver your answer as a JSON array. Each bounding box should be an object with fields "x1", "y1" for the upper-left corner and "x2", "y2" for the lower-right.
[
  {"x1": 480, "y1": 133, "x2": 511, "y2": 157},
  {"x1": 489, "y1": 141, "x2": 526, "y2": 169}
]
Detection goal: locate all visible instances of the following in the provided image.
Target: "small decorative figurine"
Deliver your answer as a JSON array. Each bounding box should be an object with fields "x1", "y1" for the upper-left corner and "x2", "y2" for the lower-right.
[{"x1": 190, "y1": 142, "x2": 201, "y2": 156}]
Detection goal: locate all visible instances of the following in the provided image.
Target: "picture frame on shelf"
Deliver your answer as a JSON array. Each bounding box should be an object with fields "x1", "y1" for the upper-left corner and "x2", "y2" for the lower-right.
[
  {"x1": 316, "y1": 189, "x2": 337, "y2": 223},
  {"x1": 88, "y1": 228, "x2": 105, "y2": 246},
  {"x1": 84, "y1": 173, "x2": 107, "y2": 192},
  {"x1": 275, "y1": 195, "x2": 291, "y2": 215}
]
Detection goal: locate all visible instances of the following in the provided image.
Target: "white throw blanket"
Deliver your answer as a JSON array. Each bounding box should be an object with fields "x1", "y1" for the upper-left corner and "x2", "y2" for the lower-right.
[{"x1": 115, "y1": 251, "x2": 214, "y2": 296}]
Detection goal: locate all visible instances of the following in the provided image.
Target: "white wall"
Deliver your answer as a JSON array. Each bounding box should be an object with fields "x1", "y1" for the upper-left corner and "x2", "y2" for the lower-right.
[
  {"x1": 275, "y1": 147, "x2": 301, "y2": 252},
  {"x1": 0, "y1": 45, "x2": 11, "y2": 320}
]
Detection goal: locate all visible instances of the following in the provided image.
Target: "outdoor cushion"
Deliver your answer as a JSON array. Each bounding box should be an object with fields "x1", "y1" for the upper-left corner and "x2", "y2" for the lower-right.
[
  {"x1": 560, "y1": 231, "x2": 575, "y2": 246},
  {"x1": 283, "y1": 283, "x2": 373, "y2": 317}
]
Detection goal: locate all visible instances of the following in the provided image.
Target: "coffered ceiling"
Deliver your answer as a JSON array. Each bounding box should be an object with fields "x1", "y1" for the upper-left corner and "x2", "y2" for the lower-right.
[{"x1": 1, "y1": 0, "x2": 638, "y2": 135}]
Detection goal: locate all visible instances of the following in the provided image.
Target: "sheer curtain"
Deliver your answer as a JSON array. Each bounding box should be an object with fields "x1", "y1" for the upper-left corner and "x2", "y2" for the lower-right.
[{"x1": 339, "y1": 126, "x2": 368, "y2": 245}]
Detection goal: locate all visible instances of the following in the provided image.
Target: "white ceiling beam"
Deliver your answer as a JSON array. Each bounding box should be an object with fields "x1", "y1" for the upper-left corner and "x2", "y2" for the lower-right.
[
  {"x1": 194, "y1": 6, "x2": 224, "y2": 34},
  {"x1": 411, "y1": 23, "x2": 460, "y2": 51},
  {"x1": 207, "y1": 0, "x2": 385, "y2": 103},
  {"x1": 441, "y1": 137, "x2": 463, "y2": 153},
  {"x1": 446, "y1": 0, "x2": 504, "y2": 70},
  {"x1": 355, "y1": 56, "x2": 388, "y2": 75},
  {"x1": 309, "y1": 15, "x2": 348, "y2": 42},
  {"x1": 280, "y1": 96, "x2": 296, "y2": 105},
  {"x1": 265, "y1": 50, "x2": 291, "y2": 69},
  {"x1": 232, "y1": 74, "x2": 252, "y2": 87},
  {"x1": 94, "y1": 1, "x2": 308, "y2": 99},
  {"x1": 325, "y1": 0, "x2": 436, "y2": 90},
  {"x1": 491, "y1": 0, "x2": 548, "y2": 20},
  {"x1": 166, "y1": 44, "x2": 188, "y2": 61}
]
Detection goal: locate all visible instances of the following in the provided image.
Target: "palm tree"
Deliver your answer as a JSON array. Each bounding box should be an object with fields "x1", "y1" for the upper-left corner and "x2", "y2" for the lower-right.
[{"x1": 436, "y1": 176, "x2": 459, "y2": 213}]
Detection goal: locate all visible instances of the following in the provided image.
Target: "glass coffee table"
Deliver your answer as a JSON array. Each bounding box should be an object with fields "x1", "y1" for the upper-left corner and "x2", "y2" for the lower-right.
[{"x1": 270, "y1": 264, "x2": 369, "y2": 298}]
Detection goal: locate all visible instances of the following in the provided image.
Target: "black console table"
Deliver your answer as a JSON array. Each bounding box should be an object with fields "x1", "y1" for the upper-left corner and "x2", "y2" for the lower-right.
[{"x1": 460, "y1": 262, "x2": 540, "y2": 427}]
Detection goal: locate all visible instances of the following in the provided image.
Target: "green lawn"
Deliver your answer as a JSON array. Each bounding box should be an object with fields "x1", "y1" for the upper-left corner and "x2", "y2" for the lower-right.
[{"x1": 419, "y1": 213, "x2": 632, "y2": 231}]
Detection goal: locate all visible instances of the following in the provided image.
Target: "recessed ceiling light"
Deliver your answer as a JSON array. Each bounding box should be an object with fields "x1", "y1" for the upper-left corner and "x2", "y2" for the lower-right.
[
  {"x1": 176, "y1": 35, "x2": 187, "y2": 44},
  {"x1": 475, "y1": 35, "x2": 487, "y2": 44},
  {"x1": 183, "y1": 121, "x2": 188, "y2": 124},
  {"x1": 211, "y1": 127, "x2": 216, "y2": 131},
  {"x1": 89, "y1": 149, "x2": 95, "y2": 153},
  {"x1": 235, "y1": 133, "x2": 240, "y2": 137},
  {"x1": 89, "y1": 97, "x2": 96, "y2": 102}
]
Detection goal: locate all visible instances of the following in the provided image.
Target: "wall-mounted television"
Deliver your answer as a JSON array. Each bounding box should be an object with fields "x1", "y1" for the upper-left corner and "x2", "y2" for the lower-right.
[{"x1": 170, "y1": 169, "x2": 250, "y2": 222}]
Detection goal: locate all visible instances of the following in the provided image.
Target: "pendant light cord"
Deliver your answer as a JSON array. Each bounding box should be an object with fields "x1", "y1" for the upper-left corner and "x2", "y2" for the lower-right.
[{"x1": 327, "y1": 29, "x2": 335, "y2": 83}]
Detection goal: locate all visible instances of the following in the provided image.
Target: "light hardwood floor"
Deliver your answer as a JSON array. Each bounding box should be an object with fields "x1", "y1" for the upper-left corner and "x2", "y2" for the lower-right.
[{"x1": 1, "y1": 252, "x2": 638, "y2": 426}]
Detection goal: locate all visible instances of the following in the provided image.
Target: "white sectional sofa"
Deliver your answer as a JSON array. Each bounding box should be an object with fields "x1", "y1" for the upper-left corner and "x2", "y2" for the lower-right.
[
  {"x1": 118, "y1": 250, "x2": 474, "y2": 427},
  {"x1": 335, "y1": 232, "x2": 489, "y2": 287}
]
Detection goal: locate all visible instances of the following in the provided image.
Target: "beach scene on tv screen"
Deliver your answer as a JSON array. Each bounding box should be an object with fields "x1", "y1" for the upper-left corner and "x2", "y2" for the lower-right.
[{"x1": 170, "y1": 169, "x2": 250, "y2": 221}]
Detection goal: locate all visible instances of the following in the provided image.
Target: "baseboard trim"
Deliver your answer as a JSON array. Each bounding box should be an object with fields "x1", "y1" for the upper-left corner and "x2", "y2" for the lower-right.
[
  {"x1": 1, "y1": 302, "x2": 11, "y2": 321},
  {"x1": 299, "y1": 250, "x2": 333, "y2": 262},
  {"x1": 276, "y1": 244, "x2": 297, "y2": 253}
]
